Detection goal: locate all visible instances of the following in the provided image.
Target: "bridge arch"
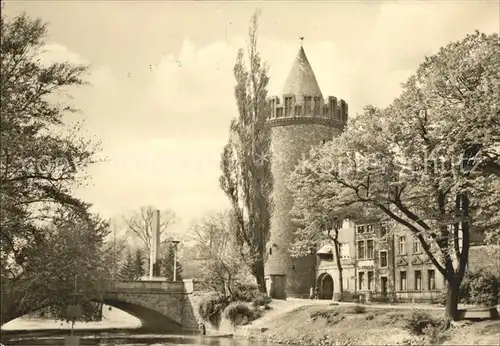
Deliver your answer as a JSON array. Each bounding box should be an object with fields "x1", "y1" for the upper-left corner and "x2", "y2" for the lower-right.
[
  {"x1": 1, "y1": 280, "x2": 200, "y2": 334},
  {"x1": 102, "y1": 298, "x2": 183, "y2": 332}
]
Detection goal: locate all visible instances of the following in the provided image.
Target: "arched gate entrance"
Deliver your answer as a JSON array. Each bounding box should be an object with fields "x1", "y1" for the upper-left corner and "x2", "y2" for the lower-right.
[{"x1": 317, "y1": 273, "x2": 334, "y2": 300}]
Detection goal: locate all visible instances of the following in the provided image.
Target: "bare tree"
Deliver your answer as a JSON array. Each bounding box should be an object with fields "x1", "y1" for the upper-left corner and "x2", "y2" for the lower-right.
[
  {"x1": 123, "y1": 206, "x2": 177, "y2": 252},
  {"x1": 190, "y1": 211, "x2": 245, "y2": 298}
]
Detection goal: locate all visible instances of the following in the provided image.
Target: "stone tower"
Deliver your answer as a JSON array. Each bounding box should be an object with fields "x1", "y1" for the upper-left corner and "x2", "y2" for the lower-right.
[{"x1": 265, "y1": 46, "x2": 348, "y2": 299}]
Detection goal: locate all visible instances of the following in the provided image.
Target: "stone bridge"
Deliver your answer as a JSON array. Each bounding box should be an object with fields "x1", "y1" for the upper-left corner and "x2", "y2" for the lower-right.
[{"x1": 1, "y1": 280, "x2": 201, "y2": 333}]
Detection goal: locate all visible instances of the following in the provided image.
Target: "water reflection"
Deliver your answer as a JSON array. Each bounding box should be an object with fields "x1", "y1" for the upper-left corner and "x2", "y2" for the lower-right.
[
  {"x1": 100, "y1": 336, "x2": 270, "y2": 345},
  {"x1": 7, "y1": 335, "x2": 279, "y2": 346}
]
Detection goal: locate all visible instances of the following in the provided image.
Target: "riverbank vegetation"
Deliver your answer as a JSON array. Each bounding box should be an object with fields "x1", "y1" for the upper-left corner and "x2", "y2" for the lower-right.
[{"x1": 245, "y1": 304, "x2": 499, "y2": 346}]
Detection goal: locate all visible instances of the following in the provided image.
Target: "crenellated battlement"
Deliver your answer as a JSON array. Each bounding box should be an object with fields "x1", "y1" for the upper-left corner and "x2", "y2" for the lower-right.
[{"x1": 267, "y1": 94, "x2": 348, "y2": 127}]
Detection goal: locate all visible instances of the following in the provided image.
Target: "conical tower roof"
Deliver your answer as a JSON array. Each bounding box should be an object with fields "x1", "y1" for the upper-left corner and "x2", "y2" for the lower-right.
[{"x1": 282, "y1": 46, "x2": 323, "y2": 100}]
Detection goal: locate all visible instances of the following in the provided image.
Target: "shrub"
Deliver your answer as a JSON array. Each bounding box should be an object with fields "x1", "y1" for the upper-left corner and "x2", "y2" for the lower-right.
[
  {"x1": 198, "y1": 296, "x2": 230, "y2": 329},
  {"x1": 223, "y1": 302, "x2": 257, "y2": 327},
  {"x1": 231, "y1": 282, "x2": 259, "y2": 302},
  {"x1": 309, "y1": 308, "x2": 343, "y2": 325},
  {"x1": 351, "y1": 305, "x2": 366, "y2": 314},
  {"x1": 422, "y1": 322, "x2": 448, "y2": 345},
  {"x1": 252, "y1": 293, "x2": 272, "y2": 309},
  {"x1": 461, "y1": 270, "x2": 499, "y2": 307},
  {"x1": 404, "y1": 310, "x2": 437, "y2": 335}
]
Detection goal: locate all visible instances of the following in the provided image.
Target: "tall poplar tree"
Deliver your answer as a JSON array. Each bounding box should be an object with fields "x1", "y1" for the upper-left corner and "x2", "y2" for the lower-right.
[{"x1": 220, "y1": 10, "x2": 273, "y2": 293}]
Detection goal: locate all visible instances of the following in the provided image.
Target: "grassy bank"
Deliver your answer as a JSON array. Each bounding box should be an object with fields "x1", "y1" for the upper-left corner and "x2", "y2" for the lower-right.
[{"x1": 241, "y1": 304, "x2": 500, "y2": 346}]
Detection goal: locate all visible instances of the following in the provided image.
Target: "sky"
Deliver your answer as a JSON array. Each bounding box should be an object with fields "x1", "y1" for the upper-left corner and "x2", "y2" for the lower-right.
[{"x1": 4, "y1": 0, "x2": 499, "y2": 237}]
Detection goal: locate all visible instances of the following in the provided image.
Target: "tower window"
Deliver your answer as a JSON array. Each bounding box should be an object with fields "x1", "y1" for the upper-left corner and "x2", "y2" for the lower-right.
[
  {"x1": 304, "y1": 96, "x2": 312, "y2": 114},
  {"x1": 284, "y1": 97, "x2": 292, "y2": 117},
  {"x1": 270, "y1": 99, "x2": 276, "y2": 118},
  {"x1": 269, "y1": 247, "x2": 272, "y2": 255},
  {"x1": 276, "y1": 107, "x2": 283, "y2": 118},
  {"x1": 313, "y1": 97, "x2": 321, "y2": 115},
  {"x1": 294, "y1": 105, "x2": 301, "y2": 116},
  {"x1": 323, "y1": 106, "x2": 328, "y2": 117}
]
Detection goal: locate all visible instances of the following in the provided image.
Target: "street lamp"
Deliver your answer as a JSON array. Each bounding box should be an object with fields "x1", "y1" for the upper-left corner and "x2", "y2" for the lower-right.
[{"x1": 171, "y1": 240, "x2": 180, "y2": 282}]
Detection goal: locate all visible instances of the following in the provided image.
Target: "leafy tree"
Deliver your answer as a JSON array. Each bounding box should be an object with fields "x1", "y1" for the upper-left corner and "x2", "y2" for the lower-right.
[
  {"x1": 123, "y1": 206, "x2": 177, "y2": 255},
  {"x1": 10, "y1": 209, "x2": 111, "y2": 322},
  {"x1": 287, "y1": 31, "x2": 500, "y2": 320},
  {"x1": 160, "y1": 243, "x2": 183, "y2": 281},
  {"x1": 190, "y1": 211, "x2": 246, "y2": 299},
  {"x1": 0, "y1": 12, "x2": 108, "y2": 322},
  {"x1": 219, "y1": 10, "x2": 273, "y2": 293}
]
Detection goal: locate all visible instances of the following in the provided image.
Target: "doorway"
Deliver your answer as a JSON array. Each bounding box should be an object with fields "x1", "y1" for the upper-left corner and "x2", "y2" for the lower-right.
[
  {"x1": 381, "y1": 276, "x2": 388, "y2": 296},
  {"x1": 318, "y1": 273, "x2": 334, "y2": 300}
]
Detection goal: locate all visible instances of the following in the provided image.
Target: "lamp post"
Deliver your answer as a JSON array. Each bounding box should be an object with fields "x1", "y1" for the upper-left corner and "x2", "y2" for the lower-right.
[{"x1": 171, "y1": 240, "x2": 180, "y2": 282}]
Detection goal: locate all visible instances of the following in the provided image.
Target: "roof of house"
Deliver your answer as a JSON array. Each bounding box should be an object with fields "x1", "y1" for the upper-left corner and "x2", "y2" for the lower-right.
[{"x1": 317, "y1": 244, "x2": 334, "y2": 255}]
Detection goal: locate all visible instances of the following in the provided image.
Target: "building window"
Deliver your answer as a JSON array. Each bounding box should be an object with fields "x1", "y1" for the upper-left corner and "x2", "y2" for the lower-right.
[
  {"x1": 380, "y1": 223, "x2": 388, "y2": 239},
  {"x1": 294, "y1": 105, "x2": 301, "y2": 116},
  {"x1": 276, "y1": 107, "x2": 283, "y2": 117},
  {"x1": 357, "y1": 241, "x2": 365, "y2": 259},
  {"x1": 359, "y1": 272, "x2": 365, "y2": 290},
  {"x1": 366, "y1": 239, "x2": 374, "y2": 259},
  {"x1": 323, "y1": 106, "x2": 328, "y2": 117},
  {"x1": 400, "y1": 271, "x2": 407, "y2": 291},
  {"x1": 284, "y1": 97, "x2": 292, "y2": 117},
  {"x1": 313, "y1": 96, "x2": 321, "y2": 115},
  {"x1": 357, "y1": 225, "x2": 365, "y2": 234},
  {"x1": 379, "y1": 250, "x2": 388, "y2": 268},
  {"x1": 415, "y1": 270, "x2": 422, "y2": 290},
  {"x1": 428, "y1": 270, "x2": 436, "y2": 290},
  {"x1": 368, "y1": 271, "x2": 374, "y2": 290},
  {"x1": 340, "y1": 243, "x2": 350, "y2": 259},
  {"x1": 399, "y1": 236, "x2": 406, "y2": 254},
  {"x1": 270, "y1": 99, "x2": 276, "y2": 118},
  {"x1": 304, "y1": 96, "x2": 312, "y2": 114},
  {"x1": 367, "y1": 225, "x2": 374, "y2": 233},
  {"x1": 413, "y1": 237, "x2": 421, "y2": 253},
  {"x1": 269, "y1": 247, "x2": 272, "y2": 255}
]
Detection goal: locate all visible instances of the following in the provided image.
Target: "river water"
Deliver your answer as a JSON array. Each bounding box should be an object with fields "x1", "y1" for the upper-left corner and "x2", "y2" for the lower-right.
[{"x1": 1, "y1": 306, "x2": 281, "y2": 346}]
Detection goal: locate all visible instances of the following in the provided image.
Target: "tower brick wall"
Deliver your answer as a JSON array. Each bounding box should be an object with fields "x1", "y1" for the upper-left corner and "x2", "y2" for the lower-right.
[{"x1": 264, "y1": 46, "x2": 348, "y2": 298}]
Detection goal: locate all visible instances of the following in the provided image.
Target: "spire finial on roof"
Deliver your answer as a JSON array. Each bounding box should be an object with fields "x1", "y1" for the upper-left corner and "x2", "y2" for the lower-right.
[{"x1": 299, "y1": 36, "x2": 304, "y2": 47}]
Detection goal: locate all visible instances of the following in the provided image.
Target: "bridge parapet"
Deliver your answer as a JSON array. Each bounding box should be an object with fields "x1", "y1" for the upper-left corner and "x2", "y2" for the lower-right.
[{"x1": 110, "y1": 279, "x2": 193, "y2": 294}]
